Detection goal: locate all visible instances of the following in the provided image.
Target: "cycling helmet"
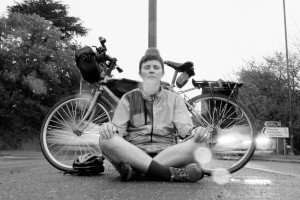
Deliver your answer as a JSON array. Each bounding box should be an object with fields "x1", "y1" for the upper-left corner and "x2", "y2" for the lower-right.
[{"x1": 73, "y1": 153, "x2": 105, "y2": 175}]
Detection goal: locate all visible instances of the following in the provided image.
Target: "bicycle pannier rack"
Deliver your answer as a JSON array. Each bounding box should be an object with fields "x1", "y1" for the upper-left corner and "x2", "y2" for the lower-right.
[{"x1": 193, "y1": 80, "x2": 241, "y2": 97}]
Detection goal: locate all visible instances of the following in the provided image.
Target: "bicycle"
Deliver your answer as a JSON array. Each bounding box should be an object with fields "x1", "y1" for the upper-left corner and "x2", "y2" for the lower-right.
[{"x1": 40, "y1": 37, "x2": 257, "y2": 176}]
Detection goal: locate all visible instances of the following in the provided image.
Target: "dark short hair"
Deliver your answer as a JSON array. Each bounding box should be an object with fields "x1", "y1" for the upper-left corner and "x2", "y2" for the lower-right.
[{"x1": 139, "y1": 48, "x2": 164, "y2": 72}]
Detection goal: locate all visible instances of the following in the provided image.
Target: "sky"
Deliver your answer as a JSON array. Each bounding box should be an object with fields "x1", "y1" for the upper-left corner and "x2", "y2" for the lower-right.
[{"x1": 1, "y1": 0, "x2": 300, "y2": 84}]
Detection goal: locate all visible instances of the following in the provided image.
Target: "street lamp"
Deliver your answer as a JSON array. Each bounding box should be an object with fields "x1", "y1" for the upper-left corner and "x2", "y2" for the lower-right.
[
  {"x1": 148, "y1": 0, "x2": 157, "y2": 48},
  {"x1": 282, "y1": 0, "x2": 294, "y2": 155}
]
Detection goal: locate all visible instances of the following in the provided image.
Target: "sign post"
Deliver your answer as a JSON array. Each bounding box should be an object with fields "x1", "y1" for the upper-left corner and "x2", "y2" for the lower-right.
[
  {"x1": 263, "y1": 121, "x2": 289, "y2": 155},
  {"x1": 264, "y1": 121, "x2": 281, "y2": 127},
  {"x1": 261, "y1": 127, "x2": 289, "y2": 138}
]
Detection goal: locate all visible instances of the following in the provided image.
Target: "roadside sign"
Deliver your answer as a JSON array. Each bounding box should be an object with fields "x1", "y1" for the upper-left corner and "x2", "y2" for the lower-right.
[
  {"x1": 262, "y1": 127, "x2": 289, "y2": 138},
  {"x1": 264, "y1": 121, "x2": 281, "y2": 127}
]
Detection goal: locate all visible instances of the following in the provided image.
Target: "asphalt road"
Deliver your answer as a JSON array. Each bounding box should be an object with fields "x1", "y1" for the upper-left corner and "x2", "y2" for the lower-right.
[{"x1": 0, "y1": 152, "x2": 300, "y2": 200}]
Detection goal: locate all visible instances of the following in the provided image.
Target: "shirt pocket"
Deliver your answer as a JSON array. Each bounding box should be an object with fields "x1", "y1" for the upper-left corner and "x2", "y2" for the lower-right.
[{"x1": 132, "y1": 113, "x2": 146, "y2": 127}]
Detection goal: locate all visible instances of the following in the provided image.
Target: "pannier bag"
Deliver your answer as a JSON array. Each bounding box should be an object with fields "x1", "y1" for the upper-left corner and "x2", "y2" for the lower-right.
[
  {"x1": 176, "y1": 62, "x2": 195, "y2": 88},
  {"x1": 75, "y1": 46, "x2": 102, "y2": 84},
  {"x1": 176, "y1": 71, "x2": 190, "y2": 88}
]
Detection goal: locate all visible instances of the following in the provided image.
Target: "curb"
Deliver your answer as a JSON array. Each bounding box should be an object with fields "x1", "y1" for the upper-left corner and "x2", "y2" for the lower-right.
[
  {"x1": 251, "y1": 157, "x2": 300, "y2": 163},
  {"x1": 0, "y1": 151, "x2": 43, "y2": 160},
  {"x1": 0, "y1": 153, "x2": 11, "y2": 157},
  {"x1": 0, "y1": 156, "x2": 45, "y2": 161}
]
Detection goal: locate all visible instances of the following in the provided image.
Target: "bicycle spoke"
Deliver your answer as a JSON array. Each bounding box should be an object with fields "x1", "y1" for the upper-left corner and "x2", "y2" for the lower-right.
[
  {"x1": 218, "y1": 108, "x2": 237, "y2": 127},
  {"x1": 50, "y1": 133, "x2": 77, "y2": 157},
  {"x1": 65, "y1": 102, "x2": 75, "y2": 122},
  {"x1": 197, "y1": 100, "x2": 213, "y2": 126},
  {"x1": 41, "y1": 96, "x2": 112, "y2": 172},
  {"x1": 54, "y1": 110, "x2": 72, "y2": 129},
  {"x1": 60, "y1": 104, "x2": 75, "y2": 125},
  {"x1": 47, "y1": 123, "x2": 69, "y2": 130},
  {"x1": 83, "y1": 110, "x2": 110, "y2": 131},
  {"x1": 190, "y1": 94, "x2": 256, "y2": 175},
  {"x1": 80, "y1": 136, "x2": 100, "y2": 155},
  {"x1": 52, "y1": 143, "x2": 68, "y2": 157},
  {"x1": 62, "y1": 142, "x2": 72, "y2": 162},
  {"x1": 73, "y1": 100, "x2": 77, "y2": 121},
  {"x1": 206, "y1": 99, "x2": 214, "y2": 124},
  {"x1": 50, "y1": 115, "x2": 69, "y2": 129},
  {"x1": 92, "y1": 111, "x2": 109, "y2": 124},
  {"x1": 79, "y1": 99, "x2": 89, "y2": 119}
]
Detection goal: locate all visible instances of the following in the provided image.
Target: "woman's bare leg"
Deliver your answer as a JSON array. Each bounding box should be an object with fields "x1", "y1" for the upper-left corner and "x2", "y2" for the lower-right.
[
  {"x1": 99, "y1": 135, "x2": 152, "y2": 173},
  {"x1": 153, "y1": 139, "x2": 206, "y2": 167}
]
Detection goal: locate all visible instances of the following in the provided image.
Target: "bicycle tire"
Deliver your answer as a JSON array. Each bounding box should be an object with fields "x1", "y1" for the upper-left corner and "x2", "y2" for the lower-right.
[
  {"x1": 40, "y1": 94, "x2": 112, "y2": 173},
  {"x1": 190, "y1": 94, "x2": 257, "y2": 175}
]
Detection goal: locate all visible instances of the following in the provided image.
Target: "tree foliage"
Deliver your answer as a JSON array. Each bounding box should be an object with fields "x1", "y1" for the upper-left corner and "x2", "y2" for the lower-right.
[
  {"x1": 235, "y1": 52, "x2": 300, "y2": 137},
  {"x1": 7, "y1": 0, "x2": 88, "y2": 39},
  {"x1": 0, "y1": 12, "x2": 81, "y2": 149}
]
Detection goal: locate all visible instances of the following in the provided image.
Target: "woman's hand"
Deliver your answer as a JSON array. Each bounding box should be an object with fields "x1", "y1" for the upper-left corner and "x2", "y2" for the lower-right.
[
  {"x1": 99, "y1": 122, "x2": 118, "y2": 140},
  {"x1": 184, "y1": 127, "x2": 210, "y2": 143},
  {"x1": 191, "y1": 127, "x2": 210, "y2": 143}
]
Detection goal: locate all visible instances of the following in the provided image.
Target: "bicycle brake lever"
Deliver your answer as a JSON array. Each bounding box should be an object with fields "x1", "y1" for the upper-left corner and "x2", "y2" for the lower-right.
[{"x1": 116, "y1": 66, "x2": 123, "y2": 73}]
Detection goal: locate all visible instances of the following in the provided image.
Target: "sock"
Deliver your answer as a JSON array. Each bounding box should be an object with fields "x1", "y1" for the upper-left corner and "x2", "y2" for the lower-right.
[{"x1": 146, "y1": 160, "x2": 172, "y2": 181}]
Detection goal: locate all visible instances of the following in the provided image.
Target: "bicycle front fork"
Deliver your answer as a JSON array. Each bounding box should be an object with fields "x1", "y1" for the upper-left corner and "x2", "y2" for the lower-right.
[{"x1": 73, "y1": 90, "x2": 102, "y2": 133}]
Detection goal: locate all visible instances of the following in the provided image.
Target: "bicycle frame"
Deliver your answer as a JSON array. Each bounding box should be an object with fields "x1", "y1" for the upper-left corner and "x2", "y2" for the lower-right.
[{"x1": 75, "y1": 83, "x2": 120, "y2": 131}]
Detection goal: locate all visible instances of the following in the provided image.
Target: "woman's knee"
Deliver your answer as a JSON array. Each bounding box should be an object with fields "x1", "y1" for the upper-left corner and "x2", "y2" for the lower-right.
[{"x1": 99, "y1": 134, "x2": 122, "y2": 152}]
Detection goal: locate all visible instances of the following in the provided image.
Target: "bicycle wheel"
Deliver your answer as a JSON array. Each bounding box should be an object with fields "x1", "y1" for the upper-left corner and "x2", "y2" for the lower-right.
[
  {"x1": 190, "y1": 94, "x2": 257, "y2": 175},
  {"x1": 40, "y1": 94, "x2": 112, "y2": 173}
]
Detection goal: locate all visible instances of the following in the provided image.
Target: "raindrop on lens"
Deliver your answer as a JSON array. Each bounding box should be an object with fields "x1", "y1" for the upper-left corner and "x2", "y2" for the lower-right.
[
  {"x1": 212, "y1": 168, "x2": 231, "y2": 185},
  {"x1": 194, "y1": 147, "x2": 212, "y2": 164}
]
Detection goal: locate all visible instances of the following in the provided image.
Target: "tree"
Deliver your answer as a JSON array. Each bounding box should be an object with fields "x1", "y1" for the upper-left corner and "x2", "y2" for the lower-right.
[
  {"x1": 7, "y1": 0, "x2": 88, "y2": 39},
  {"x1": 235, "y1": 51, "x2": 300, "y2": 151},
  {"x1": 0, "y1": 12, "x2": 81, "y2": 149},
  {"x1": 236, "y1": 53, "x2": 288, "y2": 121}
]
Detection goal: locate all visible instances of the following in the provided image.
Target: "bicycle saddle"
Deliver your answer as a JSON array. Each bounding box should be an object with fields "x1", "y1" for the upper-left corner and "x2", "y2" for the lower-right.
[{"x1": 164, "y1": 61, "x2": 195, "y2": 77}]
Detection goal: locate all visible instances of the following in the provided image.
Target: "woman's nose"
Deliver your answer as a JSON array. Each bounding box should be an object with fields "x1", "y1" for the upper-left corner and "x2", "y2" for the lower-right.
[{"x1": 149, "y1": 66, "x2": 155, "y2": 72}]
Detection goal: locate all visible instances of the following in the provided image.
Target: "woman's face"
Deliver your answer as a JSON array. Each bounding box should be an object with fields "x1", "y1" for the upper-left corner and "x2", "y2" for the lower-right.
[{"x1": 139, "y1": 60, "x2": 164, "y2": 83}]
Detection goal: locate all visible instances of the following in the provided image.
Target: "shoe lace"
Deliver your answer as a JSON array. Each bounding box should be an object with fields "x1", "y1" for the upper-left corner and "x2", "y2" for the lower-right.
[{"x1": 171, "y1": 167, "x2": 189, "y2": 181}]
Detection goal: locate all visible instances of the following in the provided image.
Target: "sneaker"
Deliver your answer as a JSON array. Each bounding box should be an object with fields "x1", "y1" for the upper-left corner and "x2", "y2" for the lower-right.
[
  {"x1": 170, "y1": 165, "x2": 204, "y2": 182},
  {"x1": 119, "y1": 162, "x2": 133, "y2": 181}
]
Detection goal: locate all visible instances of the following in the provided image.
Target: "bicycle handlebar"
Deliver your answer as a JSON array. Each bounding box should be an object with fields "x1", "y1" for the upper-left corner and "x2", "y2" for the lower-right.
[
  {"x1": 99, "y1": 37, "x2": 106, "y2": 47},
  {"x1": 96, "y1": 36, "x2": 123, "y2": 75}
]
